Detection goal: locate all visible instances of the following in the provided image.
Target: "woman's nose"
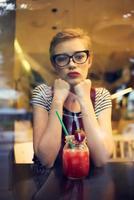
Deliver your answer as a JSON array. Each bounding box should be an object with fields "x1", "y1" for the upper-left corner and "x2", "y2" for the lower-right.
[{"x1": 68, "y1": 58, "x2": 77, "y2": 69}]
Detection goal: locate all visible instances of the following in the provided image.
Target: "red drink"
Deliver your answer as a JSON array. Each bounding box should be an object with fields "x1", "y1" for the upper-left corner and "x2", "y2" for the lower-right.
[{"x1": 62, "y1": 136, "x2": 90, "y2": 179}]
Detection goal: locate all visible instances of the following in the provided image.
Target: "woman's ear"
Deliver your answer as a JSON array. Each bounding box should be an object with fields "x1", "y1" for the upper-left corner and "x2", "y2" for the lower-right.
[{"x1": 50, "y1": 57, "x2": 58, "y2": 71}]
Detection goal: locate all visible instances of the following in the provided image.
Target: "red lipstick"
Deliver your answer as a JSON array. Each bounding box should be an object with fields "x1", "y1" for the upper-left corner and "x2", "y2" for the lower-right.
[{"x1": 67, "y1": 72, "x2": 80, "y2": 78}]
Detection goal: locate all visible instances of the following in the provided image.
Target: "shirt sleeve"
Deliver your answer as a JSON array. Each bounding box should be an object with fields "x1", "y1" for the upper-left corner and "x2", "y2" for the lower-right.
[
  {"x1": 100, "y1": 88, "x2": 112, "y2": 110},
  {"x1": 95, "y1": 88, "x2": 112, "y2": 117},
  {"x1": 31, "y1": 84, "x2": 52, "y2": 112}
]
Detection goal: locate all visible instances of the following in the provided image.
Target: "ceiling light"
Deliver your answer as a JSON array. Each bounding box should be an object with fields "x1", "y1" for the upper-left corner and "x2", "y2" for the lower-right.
[
  {"x1": 123, "y1": 13, "x2": 132, "y2": 19},
  {"x1": 19, "y1": 3, "x2": 28, "y2": 9},
  {"x1": 16, "y1": 1, "x2": 52, "y2": 10}
]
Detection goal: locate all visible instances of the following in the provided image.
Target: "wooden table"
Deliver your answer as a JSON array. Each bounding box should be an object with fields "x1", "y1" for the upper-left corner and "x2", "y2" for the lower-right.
[{"x1": 1, "y1": 162, "x2": 134, "y2": 200}]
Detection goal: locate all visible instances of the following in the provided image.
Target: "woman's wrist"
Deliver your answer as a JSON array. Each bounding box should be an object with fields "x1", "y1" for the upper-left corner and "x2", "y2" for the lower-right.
[
  {"x1": 79, "y1": 97, "x2": 92, "y2": 108},
  {"x1": 51, "y1": 96, "x2": 64, "y2": 110},
  {"x1": 80, "y1": 98, "x2": 95, "y2": 116}
]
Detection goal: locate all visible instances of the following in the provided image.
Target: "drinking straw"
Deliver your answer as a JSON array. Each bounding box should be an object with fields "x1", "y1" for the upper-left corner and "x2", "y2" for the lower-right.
[
  {"x1": 55, "y1": 111, "x2": 74, "y2": 148},
  {"x1": 56, "y1": 111, "x2": 69, "y2": 136}
]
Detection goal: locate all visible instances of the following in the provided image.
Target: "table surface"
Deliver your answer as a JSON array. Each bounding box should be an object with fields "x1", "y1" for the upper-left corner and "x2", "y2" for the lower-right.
[{"x1": 1, "y1": 162, "x2": 134, "y2": 200}]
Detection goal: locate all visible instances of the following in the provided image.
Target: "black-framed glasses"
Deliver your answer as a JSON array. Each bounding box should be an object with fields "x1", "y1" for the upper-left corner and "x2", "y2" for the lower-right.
[{"x1": 51, "y1": 50, "x2": 89, "y2": 67}]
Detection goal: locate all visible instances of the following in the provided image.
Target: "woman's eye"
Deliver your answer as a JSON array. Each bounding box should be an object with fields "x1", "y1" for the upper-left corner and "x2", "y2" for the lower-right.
[
  {"x1": 56, "y1": 56, "x2": 67, "y2": 62},
  {"x1": 75, "y1": 54, "x2": 85, "y2": 60}
]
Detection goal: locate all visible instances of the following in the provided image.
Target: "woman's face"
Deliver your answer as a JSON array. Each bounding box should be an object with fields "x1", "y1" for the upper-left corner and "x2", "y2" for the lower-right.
[{"x1": 52, "y1": 38, "x2": 92, "y2": 86}]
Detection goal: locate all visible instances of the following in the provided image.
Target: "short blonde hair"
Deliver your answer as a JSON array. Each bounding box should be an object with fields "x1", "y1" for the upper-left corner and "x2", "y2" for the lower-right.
[{"x1": 49, "y1": 28, "x2": 92, "y2": 57}]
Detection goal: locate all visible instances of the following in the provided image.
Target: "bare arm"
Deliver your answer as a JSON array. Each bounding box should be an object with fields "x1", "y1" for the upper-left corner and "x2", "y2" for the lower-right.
[
  {"x1": 33, "y1": 79, "x2": 70, "y2": 168},
  {"x1": 33, "y1": 100, "x2": 63, "y2": 168},
  {"x1": 74, "y1": 80, "x2": 114, "y2": 167},
  {"x1": 80, "y1": 101, "x2": 114, "y2": 167}
]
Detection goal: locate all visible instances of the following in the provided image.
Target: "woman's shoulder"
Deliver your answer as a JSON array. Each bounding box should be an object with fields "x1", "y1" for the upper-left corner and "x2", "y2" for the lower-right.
[
  {"x1": 94, "y1": 87, "x2": 111, "y2": 103},
  {"x1": 32, "y1": 83, "x2": 52, "y2": 98},
  {"x1": 31, "y1": 83, "x2": 53, "y2": 110},
  {"x1": 33, "y1": 83, "x2": 52, "y2": 93},
  {"x1": 94, "y1": 87, "x2": 112, "y2": 117},
  {"x1": 95, "y1": 87, "x2": 111, "y2": 96}
]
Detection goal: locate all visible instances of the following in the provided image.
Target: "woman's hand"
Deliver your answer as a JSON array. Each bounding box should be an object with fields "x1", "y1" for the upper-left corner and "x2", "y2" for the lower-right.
[
  {"x1": 74, "y1": 79, "x2": 91, "y2": 104},
  {"x1": 53, "y1": 79, "x2": 70, "y2": 103}
]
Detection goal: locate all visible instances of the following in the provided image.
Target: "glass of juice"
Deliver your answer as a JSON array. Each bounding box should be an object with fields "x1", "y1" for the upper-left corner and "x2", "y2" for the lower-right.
[{"x1": 62, "y1": 133, "x2": 90, "y2": 179}]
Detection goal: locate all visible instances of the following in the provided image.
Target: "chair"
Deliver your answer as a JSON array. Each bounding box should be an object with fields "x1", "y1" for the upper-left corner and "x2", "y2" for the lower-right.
[{"x1": 110, "y1": 134, "x2": 134, "y2": 162}]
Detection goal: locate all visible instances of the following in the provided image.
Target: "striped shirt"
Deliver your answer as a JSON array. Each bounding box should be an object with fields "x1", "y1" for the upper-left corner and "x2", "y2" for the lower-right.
[
  {"x1": 31, "y1": 83, "x2": 112, "y2": 118},
  {"x1": 31, "y1": 83, "x2": 112, "y2": 174}
]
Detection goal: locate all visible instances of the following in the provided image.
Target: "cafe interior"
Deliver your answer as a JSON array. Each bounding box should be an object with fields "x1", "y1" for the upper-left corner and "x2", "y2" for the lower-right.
[{"x1": 0, "y1": 0, "x2": 134, "y2": 199}]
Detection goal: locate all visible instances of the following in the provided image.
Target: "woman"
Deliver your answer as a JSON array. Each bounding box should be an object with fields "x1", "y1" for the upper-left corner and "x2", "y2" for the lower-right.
[{"x1": 31, "y1": 28, "x2": 114, "y2": 172}]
